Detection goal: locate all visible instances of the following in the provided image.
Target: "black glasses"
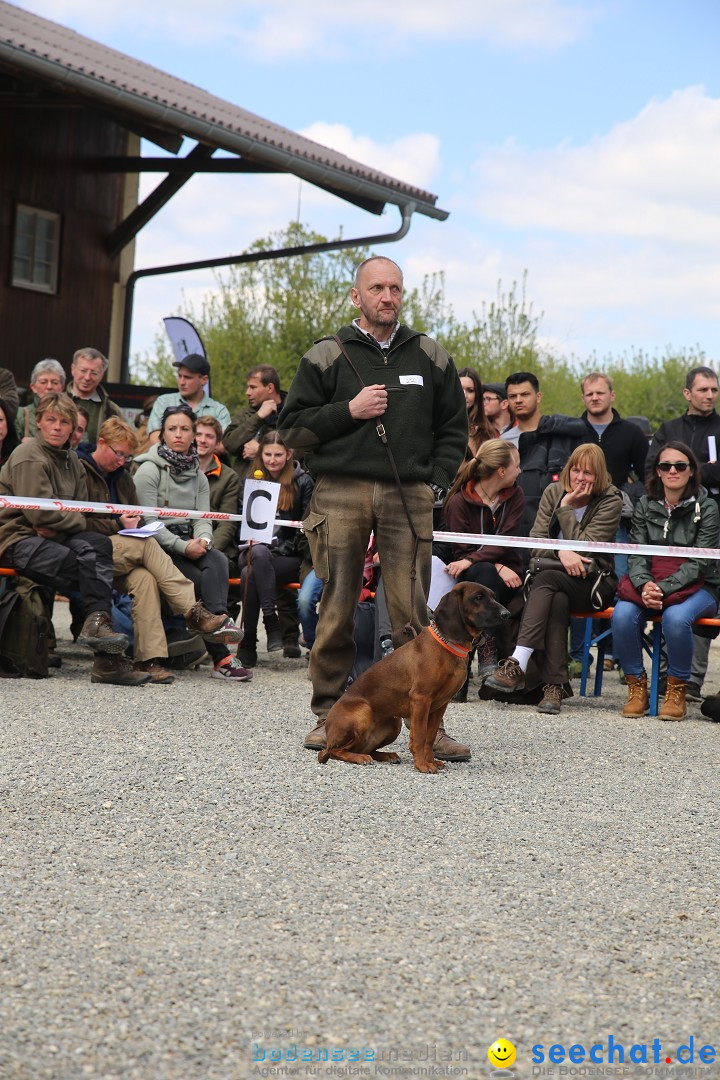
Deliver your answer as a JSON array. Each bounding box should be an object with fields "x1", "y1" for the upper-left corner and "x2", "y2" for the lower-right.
[
  {"x1": 109, "y1": 445, "x2": 133, "y2": 463},
  {"x1": 657, "y1": 461, "x2": 690, "y2": 473}
]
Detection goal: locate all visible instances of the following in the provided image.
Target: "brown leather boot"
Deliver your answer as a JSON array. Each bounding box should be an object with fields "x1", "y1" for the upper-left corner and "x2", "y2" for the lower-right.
[
  {"x1": 658, "y1": 676, "x2": 688, "y2": 721},
  {"x1": 433, "y1": 725, "x2": 471, "y2": 761},
  {"x1": 90, "y1": 654, "x2": 151, "y2": 686},
  {"x1": 133, "y1": 659, "x2": 175, "y2": 684},
  {"x1": 77, "y1": 611, "x2": 129, "y2": 654},
  {"x1": 622, "y1": 672, "x2": 649, "y2": 717},
  {"x1": 303, "y1": 719, "x2": 327, "y2": 750}
]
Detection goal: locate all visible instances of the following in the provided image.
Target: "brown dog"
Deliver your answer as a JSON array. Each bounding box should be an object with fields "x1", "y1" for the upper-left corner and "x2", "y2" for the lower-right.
[{"x1": 318, "y1": 581, "x2": 510, "y2": 773}]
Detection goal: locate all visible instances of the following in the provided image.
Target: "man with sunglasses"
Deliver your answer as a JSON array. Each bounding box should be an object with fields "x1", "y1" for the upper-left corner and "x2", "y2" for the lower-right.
[{"x1": 647, "y1": 365, "x2": 720, "y2": 701}]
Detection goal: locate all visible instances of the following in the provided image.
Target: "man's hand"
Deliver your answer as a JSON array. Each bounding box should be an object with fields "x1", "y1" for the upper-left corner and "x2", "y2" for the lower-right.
[
  {"x1": 256, "y1": 399, "x2": 278, "y2": 420},
  {"x1": 349, "y1": 384, "x2": 388, "y2": 420},
  {"x1": 34, "y1": 526, "x2": 60, "y2": 539},
  {"x1": 243, "y1": 438, "x2": 260, "y2": 459}
]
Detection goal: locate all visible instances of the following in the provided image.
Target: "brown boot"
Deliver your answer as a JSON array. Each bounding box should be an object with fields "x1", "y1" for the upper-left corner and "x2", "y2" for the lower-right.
[
  {"x1": 77, "y1": 611, "x2": 129, "y2": 654},
  {"x1": 303, "y1": 719, "x2": 327, "y2": 750},
  {"x1": 433, "y1": 725, "x2": 471, "y2": 761},
  {"x1": 91, "y1": 654, "x2": 151, "y2": 686},
  {"x1": 659, "y1": 676, "x2": 688, "y2": 721},
  {"x1": 622, "y1": 672, "x2": 649, "y2": 717},
  {"x1": 185, "y1": 601, "x2": 243, "y2": 644},
  {"x1": 133, "y1": 659, "x2": 175, "y2": 684},
  {"x1": 538, "y1": 684, "x2": 563, "y2": 714}
]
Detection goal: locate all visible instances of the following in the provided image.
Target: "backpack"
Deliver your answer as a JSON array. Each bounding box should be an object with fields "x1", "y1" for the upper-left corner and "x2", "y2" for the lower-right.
[{"x1": 0, "y1": 576, "x2": 50, "y2": 678}]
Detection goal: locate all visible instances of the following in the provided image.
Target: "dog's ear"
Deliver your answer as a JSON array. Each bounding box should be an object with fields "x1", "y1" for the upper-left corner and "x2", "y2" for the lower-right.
[{"x1": 434, "y1": 583, "x2": 469, "y2": 642}]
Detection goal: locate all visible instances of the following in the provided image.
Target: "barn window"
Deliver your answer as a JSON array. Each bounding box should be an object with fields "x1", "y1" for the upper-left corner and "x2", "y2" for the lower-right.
[{"x1": 12, "y1": 206, "x2": 60, "y2": 293}]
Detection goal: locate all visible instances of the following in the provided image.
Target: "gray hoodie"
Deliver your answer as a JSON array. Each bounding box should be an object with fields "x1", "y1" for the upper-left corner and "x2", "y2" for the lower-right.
[{"x1": 133, "y1": 444, "x2": 212, "y2": 556}]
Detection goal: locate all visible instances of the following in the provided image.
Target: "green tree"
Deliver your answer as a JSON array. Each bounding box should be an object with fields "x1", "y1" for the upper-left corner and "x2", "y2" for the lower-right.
[
  {"x1": 131, "y1": 221, "x2": 706, "y2": 431},
  {"x1": 133, "y1": 224, "x2": 371, "y2": 411}
]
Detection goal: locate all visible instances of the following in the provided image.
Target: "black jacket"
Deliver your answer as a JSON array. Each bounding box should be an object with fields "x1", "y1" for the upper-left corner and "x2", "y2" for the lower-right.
[
  {"x1": 580, "y1": 409, "x2": 648, "y2": 488},
  {"x1": 649, "y1": 411, "x2": 720, "y2": 507},
  {"x1": 517, "y1": 413, "x2": 586, "y2": 532}
]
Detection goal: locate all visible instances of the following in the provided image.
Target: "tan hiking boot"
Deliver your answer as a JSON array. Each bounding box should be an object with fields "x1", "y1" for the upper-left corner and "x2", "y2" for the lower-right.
[
  {"x1": 90, "y1": 654, "x2": 151, "y2": 685},
  {"x1": 77, "y1": 611, "x2": 129, "y2": 654},
  {"x1": 433, "y1": 725, "x2": 471, "y2": 761},
  {"x1": 484, "y1": 657, "x2": 525, "y2": 693},
  {"x1": 133, "y1": 659, "x2": 175, "y2": 684},
  {"x1": 185, "y1": 602, "x2": 243, "y2": 644},
  {"x1": 538, "y1": 684, "x2": 564, "y2": 714},
  {"x1": 303, "y1": 719, "x2": 327, "y2": 750},
  {"x1": 622, "y1": 672, "x2": 649, "y2": 717},
  {"x1": 659, "y1": 676, "x2": 688, "y2": 721}
]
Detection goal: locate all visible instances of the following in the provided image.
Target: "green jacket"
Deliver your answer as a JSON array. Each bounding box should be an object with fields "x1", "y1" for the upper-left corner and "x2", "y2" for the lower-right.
[
  {"x1": 278, "y1": 324, "x2": 467, "y2": 492},
  {"x1": 530, "y1": 481, "x2": 623, "y2": 575},
  {"x1": 628, "y1": 488, "x2": 720, "y2": 598},
  {"x1": 0, "y1": 434, "x2": 87, "y2": 558},
  {"x1": 66, "y1": 381, "x2": 123, "y2": 444},
  {"x1": 204, "y1": 455, "x2": 241, "y2": 557}
]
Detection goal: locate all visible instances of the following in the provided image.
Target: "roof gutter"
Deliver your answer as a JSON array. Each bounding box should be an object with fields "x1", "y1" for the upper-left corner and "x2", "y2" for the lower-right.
[
  {"x1": 0, "y1": 45, "x2": 449, "y2": 221},
  {"x1": 120, "y1": 202, "x2": 416, "y2": 381}
]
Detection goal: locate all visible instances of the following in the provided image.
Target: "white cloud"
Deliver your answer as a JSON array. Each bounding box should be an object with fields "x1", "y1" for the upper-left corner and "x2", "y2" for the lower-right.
[
  {"x1": 475, "y1": 87, "x2": 720, "y2": 246},
  {"x1": 19, "y1": 0, "x2": 595, "y2": 56},
  {"x1": 300, "y1": 123, "x2": 440, "y2": 189}
]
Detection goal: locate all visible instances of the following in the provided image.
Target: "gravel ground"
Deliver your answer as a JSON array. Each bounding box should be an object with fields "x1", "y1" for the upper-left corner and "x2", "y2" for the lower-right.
[{"x1": 2, "y1": 605, "x2": 720, "y2": 1080}]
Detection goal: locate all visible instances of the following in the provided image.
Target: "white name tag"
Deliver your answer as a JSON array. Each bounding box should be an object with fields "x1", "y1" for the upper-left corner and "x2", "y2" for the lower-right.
[{"x1": 399, "y1": 375, "x2": 423, "y2": 386}]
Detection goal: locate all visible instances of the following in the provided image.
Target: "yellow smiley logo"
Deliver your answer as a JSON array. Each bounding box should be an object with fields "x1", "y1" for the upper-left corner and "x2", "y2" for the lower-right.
[{"x1": 488, "y1": 1039, "x2": 516, "y2": 1068}]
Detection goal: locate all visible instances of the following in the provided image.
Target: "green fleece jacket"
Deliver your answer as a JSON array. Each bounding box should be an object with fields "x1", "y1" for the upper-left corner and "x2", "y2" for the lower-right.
[
  {"x1": 278, "y1": 324, "x2": 467, "y2": 491},
  {"x1": 0, "y1": 434, "x2": 87, "y2": 559},
  {"x1": 628, "y1": 488, "x2": 720, "y2": 598}
]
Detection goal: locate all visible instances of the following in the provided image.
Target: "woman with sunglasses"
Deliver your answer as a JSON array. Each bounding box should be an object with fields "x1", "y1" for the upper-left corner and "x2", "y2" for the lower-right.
[
  {"x1": 612, "y1": 441, "x2": 720, "y2": 720},
  {"x1": 133, "y1": 405, "x2": 249, "y2": 681}
]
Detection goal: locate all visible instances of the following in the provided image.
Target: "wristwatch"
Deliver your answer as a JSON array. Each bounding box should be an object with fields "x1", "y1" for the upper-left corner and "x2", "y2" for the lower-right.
[
  {"x1": 430, "y1": 483, "x2": 446, "y2": 502},
  {"x1": 200, "y1": 536, "x2": 212, "y2": 549}
]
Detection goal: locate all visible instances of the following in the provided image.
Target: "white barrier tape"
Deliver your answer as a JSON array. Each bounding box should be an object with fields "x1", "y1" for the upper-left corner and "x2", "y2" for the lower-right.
[{"x1": 2, "y1": 494, "x2": 720, "y2": 560}]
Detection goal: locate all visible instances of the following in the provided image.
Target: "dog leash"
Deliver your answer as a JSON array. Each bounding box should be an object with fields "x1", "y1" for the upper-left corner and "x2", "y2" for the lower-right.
[{"x1": 333, "y1": 334, "x2": 425, "y2": 638}]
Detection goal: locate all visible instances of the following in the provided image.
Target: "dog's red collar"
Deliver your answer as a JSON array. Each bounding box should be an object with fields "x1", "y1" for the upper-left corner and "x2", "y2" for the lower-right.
[{"x1": 427, "y1": 621, "x2": 471, "y2": 658}]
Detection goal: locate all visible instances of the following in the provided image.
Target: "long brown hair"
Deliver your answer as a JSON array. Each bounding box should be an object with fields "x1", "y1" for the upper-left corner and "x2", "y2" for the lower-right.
[
  {"x1": 458, "y1": 367, "x2": 496, "y2": 453},
  {"x1": 251, "y1": 432, "x2": 295, "y2": 511}
]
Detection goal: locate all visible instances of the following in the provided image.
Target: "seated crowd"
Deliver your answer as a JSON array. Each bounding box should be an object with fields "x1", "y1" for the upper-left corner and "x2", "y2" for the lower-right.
[{"x1": 2, "y1": 352, "x2": 720, "y2": 729}]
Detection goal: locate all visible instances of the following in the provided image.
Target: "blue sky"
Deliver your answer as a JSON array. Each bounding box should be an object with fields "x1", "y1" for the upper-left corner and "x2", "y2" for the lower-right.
[{"x1": 16, "y1": 0, "x2": 720, "y2": 370}]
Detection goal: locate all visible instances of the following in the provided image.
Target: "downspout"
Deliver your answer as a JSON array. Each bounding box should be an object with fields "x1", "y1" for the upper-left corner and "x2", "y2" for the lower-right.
[{"x1": 120, "y1": 203, "x2": 415, "y2": 381}]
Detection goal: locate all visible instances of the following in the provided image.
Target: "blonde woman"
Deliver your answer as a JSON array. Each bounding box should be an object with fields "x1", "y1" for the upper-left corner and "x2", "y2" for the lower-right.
[{"x1": 486, "y1": 443, "x2": 622, "y2": 714}]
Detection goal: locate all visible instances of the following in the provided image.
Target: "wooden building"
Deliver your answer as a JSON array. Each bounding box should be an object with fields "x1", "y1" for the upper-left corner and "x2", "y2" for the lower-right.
[{"x1": 0, "y1": 1, "x2": 447, "y2": 389}]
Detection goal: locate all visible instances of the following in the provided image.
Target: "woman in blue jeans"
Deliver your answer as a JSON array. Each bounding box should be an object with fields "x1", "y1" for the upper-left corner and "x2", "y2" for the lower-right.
[{"x1": 613, "y1": 441, "x2": 720, "y2": 721}]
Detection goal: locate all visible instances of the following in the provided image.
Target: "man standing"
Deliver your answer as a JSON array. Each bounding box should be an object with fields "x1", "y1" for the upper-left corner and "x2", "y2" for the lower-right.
[
  {"x1": 66, "y1": 347, "x2": 123, "y2": 443},
  {"x1": 647, "y1": 365, "x2": 720, "y2": 701},
  {"x1": 279, "y1": 256, "x2": 469, "y2": 759},
  {"x1": 146, "y1": 354, "x2": 230, "y2": 443},
  {"x1": 224, "y1": 365, "x2": 286, "y2": 480},
  {"x1": 483, "y1": 382, "x2": 513, "y2": 436},
  {"x1": 503, "y1": 371, "x2": 586, "y2": 532},
  {"x1": 580, "y1": 372, "x2": 648, "y2": 489}
]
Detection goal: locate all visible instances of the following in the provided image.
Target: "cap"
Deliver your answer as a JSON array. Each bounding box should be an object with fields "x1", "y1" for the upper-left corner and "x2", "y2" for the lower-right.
[
  {"x1": 483, "y1": 381, "x2": 508, "y2": 399},
  {"x1": 173, "y1": 353, "x2": 210, "y2": 376}
]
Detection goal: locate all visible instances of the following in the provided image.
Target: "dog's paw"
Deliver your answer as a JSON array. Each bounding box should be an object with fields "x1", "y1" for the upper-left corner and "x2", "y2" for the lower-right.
[{"x1": 371, "y1": 751, "x2": 401, "y2": 764}]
